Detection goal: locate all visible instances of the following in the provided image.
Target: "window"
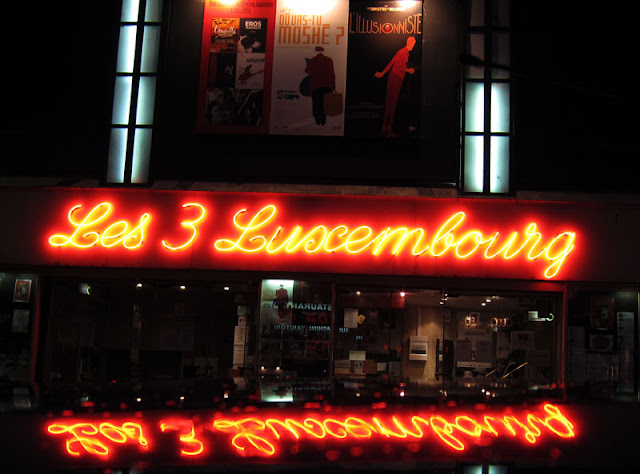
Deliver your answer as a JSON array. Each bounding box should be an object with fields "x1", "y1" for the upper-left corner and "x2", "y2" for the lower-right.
[
  {"x1": 462, "y1": 0, "x2": 511, "y2": 194},
  {"x1": 43, "y1": 278, "x2": 258, "y2": 409},
  {"x1": 107, "y1": 0, "x2": 163, "y2": 184},
  {"x1": 0, "y1": 272, "x2": 38, "y2": 410},
  {"x1": 567, "y1": 286, "x2": 638, "y2": 401}
]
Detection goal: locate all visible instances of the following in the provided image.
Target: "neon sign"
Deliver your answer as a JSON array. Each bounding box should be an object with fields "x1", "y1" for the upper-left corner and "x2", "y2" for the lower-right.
[
  {"x1": 47, "y1": 201, "x2": 577, "y2": 279},
  {"x1": 212, "y1": 205, "x2": 575, "y2": 278},
  {"x1": 46, "y1": 404, "x2": 575, "y2": 460},
  {"x1": 48, "y1": 202, "x2": 150, "y2": 250},
  {"x1": 46, "y1": 421, "x2": 148, "y2": 457},
  {"x1": 161, "y1": 202, "x2": 206, "y2": 251},
  {"x1": 160, "y1": 419, "x2": 205, "y2": 456}
]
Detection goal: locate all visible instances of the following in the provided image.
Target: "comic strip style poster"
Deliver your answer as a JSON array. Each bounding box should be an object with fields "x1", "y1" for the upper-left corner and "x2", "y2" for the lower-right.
[
  {"x1": 197, "y1": 2, "x2": 276, "y2": 133},
  {"x1": 345, "y1": 1, "x2": 423, "y2": 138},
  {"x1": 268, "y1": 1, "x2": 349, "y2": 136}
]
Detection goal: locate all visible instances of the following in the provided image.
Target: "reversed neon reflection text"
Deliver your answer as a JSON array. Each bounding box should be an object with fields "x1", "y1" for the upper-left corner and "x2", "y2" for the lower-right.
[{"x1": 46, "y1": 404, "x2": 575, "y2": 459}]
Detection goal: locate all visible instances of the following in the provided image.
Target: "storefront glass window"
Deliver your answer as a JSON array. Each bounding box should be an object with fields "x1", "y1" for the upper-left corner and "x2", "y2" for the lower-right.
[
  {"x1": 441, "y1": 292, "x2": 559, "y2": 401},
  {"x1": 334, "y1": 288, "x2": 404, "y2": 401},
  {"x1": 0, "y1": 271, "x2": 37, "y2": 410},
  {"x1": 334, "y1": 288, "x2": 562, "y2": 403},
  {"x1": 41, "y1": 277, "x2": 583, "y2": 408},
  {"x1": 567, "y1": 287, "x2": 638, "y2": 400},
  {"x1": 43, "y1": 278, "x2": 259, "y2": 409},
  {"x1": 257, "y1": 279, "x2": 332, "y2": 403}
]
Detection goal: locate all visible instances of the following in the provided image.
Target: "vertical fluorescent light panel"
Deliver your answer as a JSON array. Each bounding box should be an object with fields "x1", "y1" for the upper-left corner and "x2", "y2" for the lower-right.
[
  {"x1": 462, "y1": 465, "x2": 483, "y2": 474},
  {"x1": 112, "y1": 76, "x2": 133, "y2": 125},
  {"x1": 141, "y1": 26, "x2": 160, "y2": 73},
  {"x1": 488, "y1": 465, "x2": 509, "y2": 474},
  {"x1": 132, "y1": 129, "x2": 152, "y2": 183},
  {"x1": 490, "y1": 83, "x2": 509, "y2": 133},
  {"x1": 490, "y1": 136, "x2": 509, "y2": 193},
  {"x1": 145, "y1": 0, "x2": 163, "y2": 22},
  {"x1": 107, "y1": 129, "x2": 128, "y2": 183},
  {"x1": 463, "y1": 82, "x2": 484, "y2": 192},
  {"x1": 116, "y1": 26, "x2": 137, "y2": 73},
  {"x1": 109, "y1": 1, "x2": 140, "y2": 184},
  {"x1": 121, "y1": 0, "x2": 140, "y2": 22},
  {"x1": 136, "y1": 77, "x2": 156, "y2": 125},
  {"x1": 462, "y1": 0, "x2": 511, "y2": 195},
  {"x1": 490, "y1": 83, "x2": 509, "y2": 193},
  {"x1": 464, "y1": 136, "x2": 484, "y2": 192},
  {"x1": 108, "y1": 0, "x2": 159, "y2": 185},
  {"x1": 465, "y1": 83, "x2": 484, "y2": 132},
  {"x1": 133, "y1": 22, "x2": 162, "y2": 182}
]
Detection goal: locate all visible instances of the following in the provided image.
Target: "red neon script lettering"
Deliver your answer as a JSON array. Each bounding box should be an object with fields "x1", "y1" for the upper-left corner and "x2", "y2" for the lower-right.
[
  {"x1": 46, "y1": 404, "x2": 576, "y2": 459},
  {"x1": 214, "y1": 206, "x2": 576, "y2": 278},
  {"x1": 47, "y1": 422, "x2": 148, "y2": 457},
  {"x1": 212, "y1": 404, "x2": 575, "y2": 456},
  {"x1": 49, "y1": 202, "x2": 150, "y2": 250},
  {"x1": 160, "y1": 419, "x2": 204, "y2": 456},
  {"x1": 161, "y1": 203, "x2": 206, "y2": 251},
  {"x1": 47, "y1": 202, "x2": 577, "y2": 279}
]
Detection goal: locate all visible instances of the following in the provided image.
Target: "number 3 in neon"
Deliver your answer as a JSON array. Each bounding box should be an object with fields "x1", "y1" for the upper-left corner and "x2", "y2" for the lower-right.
[
  {"x1": 162, "y1": 203, "x2": 207, "y2": 251},
  {"x1": 159, "y1": 420, "x2": 204, "y2": 456}
]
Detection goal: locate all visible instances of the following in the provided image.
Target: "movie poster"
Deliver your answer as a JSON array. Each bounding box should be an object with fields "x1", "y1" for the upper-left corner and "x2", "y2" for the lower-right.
[
  {"x1": 345, "y1": 1, "x2": 422, "y2": 138},
  {"x1": 259, "y1": 279, "x2": 332, "y2": 376},
  {"x1": 268, "y1": 0, "x2": 349, "y2": 136},
  {"x1": 260, "y1": 279, "x2": 294, "y2": 325},
  {"x1": 197, "y1": 1, "x2": 276, "y2": 133}
]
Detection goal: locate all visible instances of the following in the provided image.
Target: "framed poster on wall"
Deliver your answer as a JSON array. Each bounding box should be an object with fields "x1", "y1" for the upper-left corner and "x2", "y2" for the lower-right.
[
  {"x1": 197, "y1": 2, "x2": 276, "y2": 133},
  {"x1": 345, "y1": 0, "x2": 422, "y2": 138},
  {"x1": 590, "y1": 296, "x2": 614, "y2": 330},
  {"x1": 269, "y1": 0, "x2": 349, "y2": 135},
  {"x1": 13, "y1": 279, "x2": 32, "y2": 303},
  {"x1": 196, "y1": 1, "x2": 427, "y2": 138}
]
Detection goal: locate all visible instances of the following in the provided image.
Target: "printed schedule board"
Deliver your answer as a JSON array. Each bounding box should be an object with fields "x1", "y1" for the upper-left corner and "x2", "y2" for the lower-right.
[{"x1": 197, "y1": 0, "x2": 423, "y2": 138}]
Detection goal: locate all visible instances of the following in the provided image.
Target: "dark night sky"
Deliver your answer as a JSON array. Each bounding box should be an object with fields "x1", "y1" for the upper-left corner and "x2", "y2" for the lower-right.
[
  {"x1": 1, "y1": 2, "x2": 635, "y2": 193},
  {"x1": 2, "y1": 2, "x2": 120, "y2": 178}
]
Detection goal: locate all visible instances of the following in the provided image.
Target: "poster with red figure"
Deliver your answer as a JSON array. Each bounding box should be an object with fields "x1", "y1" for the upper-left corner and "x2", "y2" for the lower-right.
[{"x1": 345, "y1": 1, "x2": 423, "y2": 138}]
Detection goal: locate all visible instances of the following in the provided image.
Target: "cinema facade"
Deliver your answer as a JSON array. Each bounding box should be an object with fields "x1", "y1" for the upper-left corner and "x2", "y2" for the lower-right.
[
  {"x1": 1, "y1": 0, "x2": 639, "y2": 472},
  {"x1": 0, "y1": 186, "x2": 638, "y2": 472}
]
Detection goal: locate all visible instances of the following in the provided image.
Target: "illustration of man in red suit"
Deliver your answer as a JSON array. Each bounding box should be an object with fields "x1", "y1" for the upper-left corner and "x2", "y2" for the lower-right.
[
  {"x1": 374, "y1": 36, "x2": 416, "y2": 137},
  {"x1": 305, "y1": 46, "x2": 336, "y2": 125}
]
